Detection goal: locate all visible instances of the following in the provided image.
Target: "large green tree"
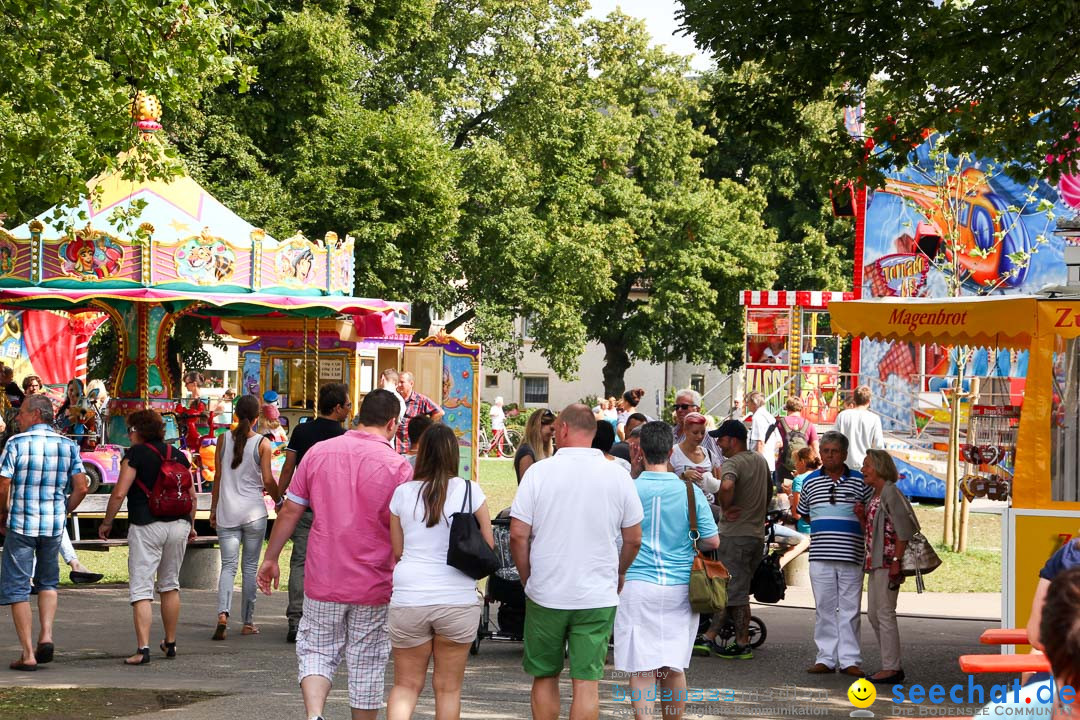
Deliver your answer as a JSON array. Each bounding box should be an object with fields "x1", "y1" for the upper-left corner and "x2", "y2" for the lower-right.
[
  {"x1": 677, "y1": 0, "x2": 1080, "y2": 183},
  {"x1": 694, "y1": 66, "x2": 851, "y2": 291},
  {"x1": 0, "y1": 0, "x2": 266, "y2": 222}
]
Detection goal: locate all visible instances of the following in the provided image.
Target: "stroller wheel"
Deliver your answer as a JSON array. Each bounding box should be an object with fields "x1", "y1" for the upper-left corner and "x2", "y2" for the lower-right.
[{"x1": 470, "y1": 635, "x2": 480, "y2": 655}]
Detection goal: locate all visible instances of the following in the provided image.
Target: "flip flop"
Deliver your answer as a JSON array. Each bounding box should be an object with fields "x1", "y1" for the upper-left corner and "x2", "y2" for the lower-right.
[
  {"x1": 10, "y1": 660, "x2": 37, "y2": 672},
  {"x1": 241, "y1": 625, "x2": 259, "y2": 635},
  {"x1": 34, "y1": 642, "x2": 53, "y2": 664},
  {"x1": 212, "y1": 622, "x2": 227, "y2": 641}
]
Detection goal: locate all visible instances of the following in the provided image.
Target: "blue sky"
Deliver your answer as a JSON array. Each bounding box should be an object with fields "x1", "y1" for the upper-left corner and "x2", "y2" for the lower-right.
[{"x1": 586, "y1": 0, "x2": 712, "y2": 72}]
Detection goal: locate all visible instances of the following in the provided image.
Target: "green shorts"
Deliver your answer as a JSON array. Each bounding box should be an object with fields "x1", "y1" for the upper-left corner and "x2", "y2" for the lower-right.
[{"x1": 523, "y1": 599, "x2": 615, "y2": 680}]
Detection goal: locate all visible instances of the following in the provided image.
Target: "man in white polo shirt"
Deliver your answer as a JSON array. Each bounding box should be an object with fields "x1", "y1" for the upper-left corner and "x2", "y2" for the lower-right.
[{"x1": 510, "y1": 403, "x2": 643, "y2": 720}]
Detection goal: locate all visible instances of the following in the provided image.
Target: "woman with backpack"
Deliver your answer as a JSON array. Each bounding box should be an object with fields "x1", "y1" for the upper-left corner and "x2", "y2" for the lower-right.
[
  {"x1": 210, "y1": 394, "x2": 279, "y2": 640},
  {"x1": 99, "y1": 410, "x2": 197, "y2": 665},
  {"x1": 775, "y1": 396, "x2": 819, "y2": 488}
]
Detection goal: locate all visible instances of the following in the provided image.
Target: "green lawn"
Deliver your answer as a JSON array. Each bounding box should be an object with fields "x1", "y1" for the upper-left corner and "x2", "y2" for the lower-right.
[
  {"x1": 908, "y1": 504, "x2": 1002, "y2": 593},
  {"x1": 70, "y1": 463, "x2": 1003, "y2": 593}
]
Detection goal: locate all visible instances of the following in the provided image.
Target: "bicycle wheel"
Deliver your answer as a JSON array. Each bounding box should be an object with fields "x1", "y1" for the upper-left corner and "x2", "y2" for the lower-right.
[
  {"x1": 498, "y1": 429, "x2": 520, "y2": 457},
  {"x1": 477, "y1": 429, "x2": 490, "y2": 456}
]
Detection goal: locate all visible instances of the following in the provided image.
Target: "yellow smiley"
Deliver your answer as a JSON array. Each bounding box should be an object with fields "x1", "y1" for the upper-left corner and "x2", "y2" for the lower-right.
[{"x1": 848, "y1": 678, "x2": 876, "y2": 708}]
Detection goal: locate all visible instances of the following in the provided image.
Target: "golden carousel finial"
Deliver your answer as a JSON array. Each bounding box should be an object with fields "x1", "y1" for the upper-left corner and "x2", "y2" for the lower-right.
[{"x1": 131, "y1": 91, "x2": 163, "y2": 135}]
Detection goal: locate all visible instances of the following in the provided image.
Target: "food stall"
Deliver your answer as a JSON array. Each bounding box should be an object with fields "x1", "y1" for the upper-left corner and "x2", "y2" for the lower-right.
[
  {"x1": 741, "y1": 290, "x2": 854, "y2": 420},
  {"x1": 830, "y1": 293, "x2": 1080, "y2": 631}
]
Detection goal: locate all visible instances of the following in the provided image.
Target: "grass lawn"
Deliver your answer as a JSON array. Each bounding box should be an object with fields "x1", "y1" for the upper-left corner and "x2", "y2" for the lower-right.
[
  {"x1": 71, "y1": 461, "x2": 1003, "y2": 593},
  {"x1": 908, "y1": 504, "x2": 1002, "y2": 593}
]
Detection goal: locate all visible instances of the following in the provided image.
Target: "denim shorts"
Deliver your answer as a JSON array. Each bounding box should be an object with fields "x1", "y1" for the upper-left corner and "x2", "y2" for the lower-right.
[{"x1": 0, "y1": 531, "x2": 62, "y2": 605}]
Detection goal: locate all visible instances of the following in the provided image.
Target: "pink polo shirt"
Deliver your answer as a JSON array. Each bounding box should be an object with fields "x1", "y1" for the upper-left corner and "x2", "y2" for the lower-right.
[{"x1": 286, "y1": 429, "x2": 412, "y2": 605}]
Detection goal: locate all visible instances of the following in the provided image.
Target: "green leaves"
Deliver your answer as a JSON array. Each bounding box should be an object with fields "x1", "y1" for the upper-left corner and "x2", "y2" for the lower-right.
[{"x1": 678, "y1": 0, "x2": 1080, "y2": 183}]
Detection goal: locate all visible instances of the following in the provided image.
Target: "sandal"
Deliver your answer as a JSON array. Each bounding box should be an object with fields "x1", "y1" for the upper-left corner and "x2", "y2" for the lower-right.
[
  {"x1": 212, "y1": 621, "x2": 227, "y2": 641},
  {"x1": 34, "y1": 642, "x2": 54, "y2": 664},
  {"x1": 241, "y1": 624, "x2": 259, "y2": 635},
  {"x1": 9, "y1": 659, "x2": 37, "y2": 672},
  {"x1": 159, "y1": 640, "x2": 176, "y2": 658},
  {"x1": 124, "y1": 648, "x2": 150, "y2": 666}
]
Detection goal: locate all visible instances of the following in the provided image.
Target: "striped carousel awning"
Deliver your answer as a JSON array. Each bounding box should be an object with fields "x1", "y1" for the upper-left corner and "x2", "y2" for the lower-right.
[{"x1": 740, "y1": 290, "x2": 855, "y2": 309}]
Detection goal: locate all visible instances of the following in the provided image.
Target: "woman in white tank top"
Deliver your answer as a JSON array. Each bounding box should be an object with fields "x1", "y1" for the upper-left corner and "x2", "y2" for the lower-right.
[{"x1": 210, "y1": 394, "x2": 279, "y2": 640}]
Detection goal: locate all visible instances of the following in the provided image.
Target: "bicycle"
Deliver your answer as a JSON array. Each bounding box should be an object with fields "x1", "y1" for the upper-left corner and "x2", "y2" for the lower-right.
[{"x1": 478, "y1": 427, "x2": 521, "y2": 458}]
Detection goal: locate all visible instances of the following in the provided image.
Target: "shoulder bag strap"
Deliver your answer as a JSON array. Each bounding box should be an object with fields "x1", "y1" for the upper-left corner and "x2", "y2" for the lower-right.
[
  {"x1": 685, "y1": 480, "x2": 699, "y2": 551},
  {"x1": 458, "y1": 477, "x2": 473, "y2": 514}
]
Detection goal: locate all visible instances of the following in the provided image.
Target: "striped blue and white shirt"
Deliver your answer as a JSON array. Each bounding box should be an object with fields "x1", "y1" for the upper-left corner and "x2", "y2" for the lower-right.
[
  {"x1": 796, "y1": 467, "x2": 872, "y2": 565},
  {"x1": 0, "y1": 424, "x2": 85, "y2": 537},
  {"x1": 626, "y1": 471, "x2": 718, "y2": 586}
]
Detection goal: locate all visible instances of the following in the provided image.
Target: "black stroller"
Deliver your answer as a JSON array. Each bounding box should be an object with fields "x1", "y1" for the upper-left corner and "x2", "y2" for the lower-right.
[{"x1": 471, "y1": 515, "x2": 526, "y2": 654}]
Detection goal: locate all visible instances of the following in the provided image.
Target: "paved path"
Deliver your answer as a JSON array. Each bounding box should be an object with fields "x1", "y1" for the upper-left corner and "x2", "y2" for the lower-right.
[{"x1": 0, "y1": 585, "x2": 1010, "y2": 719}]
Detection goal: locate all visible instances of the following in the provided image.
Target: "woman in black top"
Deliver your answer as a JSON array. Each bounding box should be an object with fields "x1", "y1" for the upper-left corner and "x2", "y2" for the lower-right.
[{"x1": 100, "y1": 410, "x2": 196, "y2": 665}]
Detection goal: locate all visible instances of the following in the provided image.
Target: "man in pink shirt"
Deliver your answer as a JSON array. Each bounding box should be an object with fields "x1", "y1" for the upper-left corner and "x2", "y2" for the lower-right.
[{"x1": 258, "y1": 389, "x2": 411, "y2": 720}]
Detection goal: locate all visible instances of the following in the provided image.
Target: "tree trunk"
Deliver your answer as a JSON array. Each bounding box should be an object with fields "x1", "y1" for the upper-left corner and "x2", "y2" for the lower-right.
[{"x1": 601, "y1": 339, "x2": 631, "y2": 399}]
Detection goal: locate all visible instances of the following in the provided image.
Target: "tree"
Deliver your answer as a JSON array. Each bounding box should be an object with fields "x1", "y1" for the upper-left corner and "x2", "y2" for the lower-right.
[
  {"x1": 676, "y1": 0, "x2": 1080, "y2": 184},
  {"x1": 693, "y1": 66, "x2": 852, "y2": 292},
  {"x1": 0, "y1": 0, "x2": 266, "y2": 223},
  {"x1": 433, "y1": 11, "x2": 780, "y2": 393}
]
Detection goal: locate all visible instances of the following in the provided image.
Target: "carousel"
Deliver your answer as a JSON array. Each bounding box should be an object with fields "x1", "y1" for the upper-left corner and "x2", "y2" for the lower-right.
[{"x1": 0, "y1": 93, "x2": 409, "y2": 457}]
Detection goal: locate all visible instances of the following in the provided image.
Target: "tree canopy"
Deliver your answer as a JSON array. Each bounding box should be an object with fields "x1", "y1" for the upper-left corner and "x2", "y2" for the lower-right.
[
  {"x1": 6, "y1": 0, "x2": 800, "y2": 391},
  {"x1": 677, "y1": 0, "x2": 1080, "y2": 184}
]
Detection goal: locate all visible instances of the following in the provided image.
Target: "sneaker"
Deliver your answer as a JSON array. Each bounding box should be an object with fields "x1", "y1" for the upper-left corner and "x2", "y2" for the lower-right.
[
  {"x1": 715, "y1": 642, "x2": 753, "y2": 660},
  {"x1": 692, "y1": 634, "x2": 714, "y2": 657}
]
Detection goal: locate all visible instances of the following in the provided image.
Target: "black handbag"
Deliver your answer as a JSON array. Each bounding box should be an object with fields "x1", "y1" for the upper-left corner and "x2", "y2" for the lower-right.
[{"x1": 446, "y1": 479, "x2": 500, "y2": 580}]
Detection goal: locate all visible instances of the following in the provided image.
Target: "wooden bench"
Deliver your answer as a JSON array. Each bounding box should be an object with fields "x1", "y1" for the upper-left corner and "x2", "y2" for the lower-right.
[
  {"x1": 69, "y1": 493, "x2": 214, "y2": 544},
  {"x1": 68, "y1": 494, "x2": 221, "y2": 589}
]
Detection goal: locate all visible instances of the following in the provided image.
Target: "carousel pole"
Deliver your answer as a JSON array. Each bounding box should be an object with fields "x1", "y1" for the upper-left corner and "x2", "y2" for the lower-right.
[
  {"x1": 303, "y1": 317, "x2": 309, "y2": 411},
  {"x1": 314, "y1": 316, "x2": 320, "y2": 414}
]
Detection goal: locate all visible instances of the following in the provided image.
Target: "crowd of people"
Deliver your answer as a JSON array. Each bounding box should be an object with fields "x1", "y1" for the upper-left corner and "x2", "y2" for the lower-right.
[{"x1": 0, "y1": 371, "x2": 940, "y2": 719}]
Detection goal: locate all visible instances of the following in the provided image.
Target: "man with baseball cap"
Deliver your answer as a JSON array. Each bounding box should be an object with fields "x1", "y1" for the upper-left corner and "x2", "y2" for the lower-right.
[{"x1": 694, "y1": 419, "x2": 770, "y2": 660}]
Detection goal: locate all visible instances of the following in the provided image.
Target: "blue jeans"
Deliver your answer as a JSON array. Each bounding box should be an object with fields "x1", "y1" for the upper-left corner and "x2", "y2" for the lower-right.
[
  {"x1": 1, "y1": 531, "x2": 61, "y2": 605},
  {"x1": 216, "y1": 517, "x2": 267, "y2": 625}
]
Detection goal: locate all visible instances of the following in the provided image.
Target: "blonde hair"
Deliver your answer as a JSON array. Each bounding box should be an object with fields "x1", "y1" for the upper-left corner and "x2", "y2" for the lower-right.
[{"x1": 524, "y1": 408, "x2": 555, "y2": 461}]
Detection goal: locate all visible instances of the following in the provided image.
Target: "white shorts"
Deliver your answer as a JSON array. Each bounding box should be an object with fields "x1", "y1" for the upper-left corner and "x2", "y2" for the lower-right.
[
  {"x1": 297, "y1": 596, "x2": 390, "y2": 710},
  {"x1": 127, "y1": 520, "x2": 190, "y2": 604},
  {"x1": 614, "y1": 580, "x2": 697, "y2": 673}
]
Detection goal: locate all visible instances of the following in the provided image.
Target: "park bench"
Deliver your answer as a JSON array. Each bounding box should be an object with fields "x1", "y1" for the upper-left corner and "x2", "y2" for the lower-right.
[{"x1": 67, "y1": 493, "x2": 220, "y2": 588}]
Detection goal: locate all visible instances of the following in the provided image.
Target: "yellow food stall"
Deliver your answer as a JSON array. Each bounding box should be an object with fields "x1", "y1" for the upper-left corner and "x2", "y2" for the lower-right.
[{"x1": 830, "y1": 293, "x2": 1080, "y2": 632}]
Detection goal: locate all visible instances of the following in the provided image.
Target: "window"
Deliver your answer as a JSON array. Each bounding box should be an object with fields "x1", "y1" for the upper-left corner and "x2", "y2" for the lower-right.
[
  {"x1": 690, "y1": 375, "x2": 705, "y2": 395},
  {"x1": 522, "y1": 376, "x2": 549, "y2": 405},
  {"x1": 522, "y1": 314, "x2": 537, "y2": 340},
  {"x1": 485, "y1": 375, "x2": 499, "y2": 388}
]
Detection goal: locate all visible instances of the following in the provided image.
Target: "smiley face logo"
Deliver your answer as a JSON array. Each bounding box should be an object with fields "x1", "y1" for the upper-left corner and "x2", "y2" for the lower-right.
[{"x1": 848, "y1": 678, "x2": 876, "y2": 708}]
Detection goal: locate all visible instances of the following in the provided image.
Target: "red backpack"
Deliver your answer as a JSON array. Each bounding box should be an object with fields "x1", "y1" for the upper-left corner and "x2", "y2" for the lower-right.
[{"x1": 135, "y1": 443, "x2": 195, "y2": 517}]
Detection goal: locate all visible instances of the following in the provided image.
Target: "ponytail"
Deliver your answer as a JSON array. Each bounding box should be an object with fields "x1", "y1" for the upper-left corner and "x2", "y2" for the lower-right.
[{"x1": 231, "y1": 395, "x2": 260, "y2": 470}]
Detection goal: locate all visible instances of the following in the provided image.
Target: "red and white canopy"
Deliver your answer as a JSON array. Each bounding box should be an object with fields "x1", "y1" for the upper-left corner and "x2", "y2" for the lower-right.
[{"x1": 740, "y1": 290, "x2": 855, "y2": 309}]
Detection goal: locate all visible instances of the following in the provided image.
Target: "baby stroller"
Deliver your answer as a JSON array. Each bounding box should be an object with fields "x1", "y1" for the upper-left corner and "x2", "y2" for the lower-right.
[{"x1": 471, "y1": 515, "x2": 526, "y2": 655}]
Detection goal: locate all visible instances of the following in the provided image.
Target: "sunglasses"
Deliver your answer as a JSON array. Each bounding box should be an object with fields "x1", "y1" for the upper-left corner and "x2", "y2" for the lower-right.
[
  {"x1": 674, "y1": 404, "x2": 698, "y2": 411},
  {"x1": 829, "y1": 480, "x2": 846, "y2": 505},
  {"x1": 540, "y1": 409, "x2": 555, "y2": 423}
]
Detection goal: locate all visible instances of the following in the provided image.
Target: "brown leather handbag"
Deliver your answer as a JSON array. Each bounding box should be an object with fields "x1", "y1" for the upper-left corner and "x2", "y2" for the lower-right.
[{"x1": 686, "y1": 482, "x2": 730, "y2": 613}]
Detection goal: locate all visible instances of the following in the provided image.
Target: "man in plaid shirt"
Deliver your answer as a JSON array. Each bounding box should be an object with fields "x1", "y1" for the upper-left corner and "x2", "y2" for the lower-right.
[
  {"x1": 394, "y1": 371, "x2": 443, "y2": 454},
  {"x1": 0, "y1": 394, "x2": 88, "y2": 671}
]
